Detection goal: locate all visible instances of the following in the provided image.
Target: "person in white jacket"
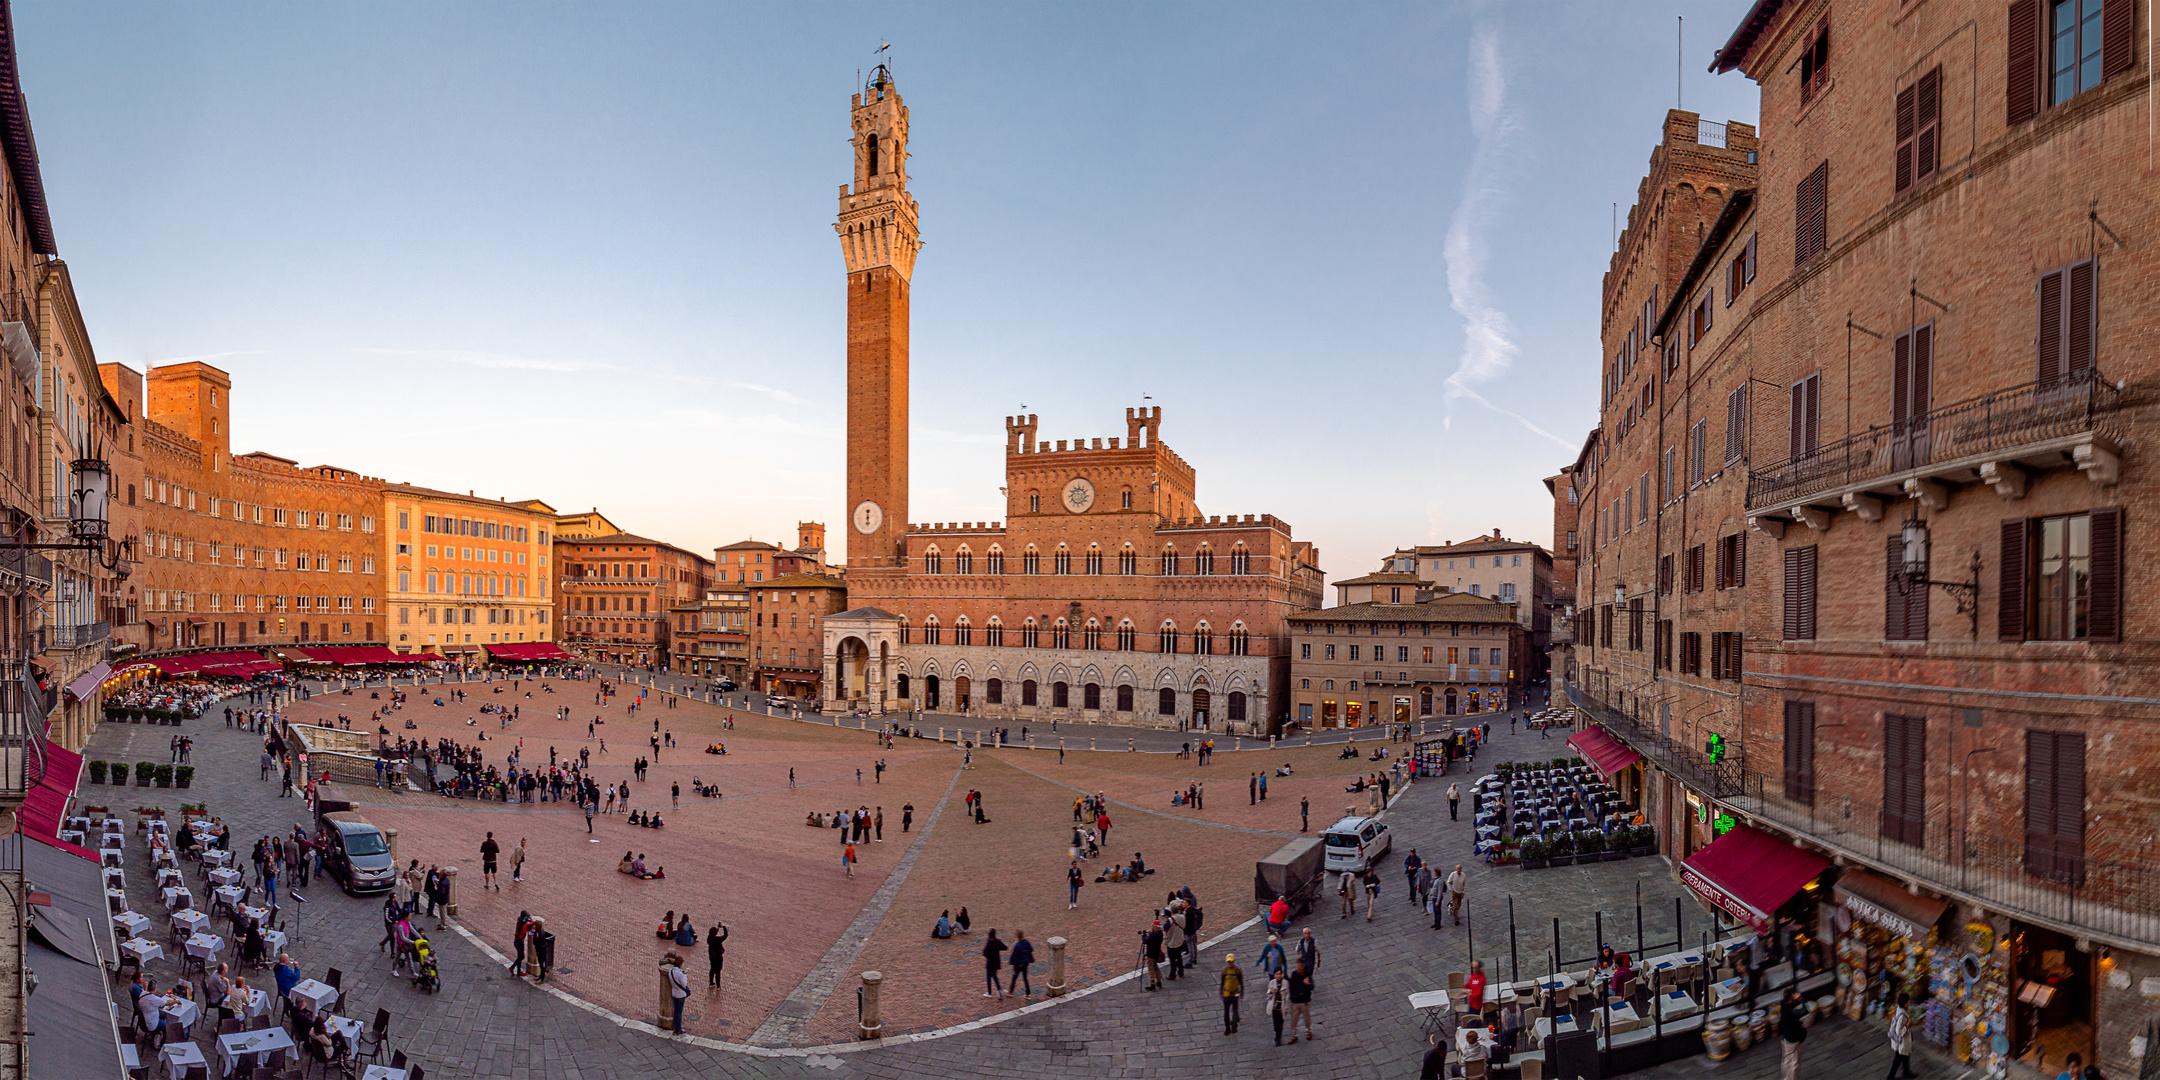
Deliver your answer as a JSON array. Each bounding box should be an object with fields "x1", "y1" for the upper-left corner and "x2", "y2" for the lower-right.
[
  {"x1": 1266, "y1": 969, "x2": 1289, "y2": 1045},
  {"x1": 1885, "y1": 992, "x2": 1916, "y2": 1079},
  {"x1": 667, "y1": 955, "x2": 691, "y2": 1034}
]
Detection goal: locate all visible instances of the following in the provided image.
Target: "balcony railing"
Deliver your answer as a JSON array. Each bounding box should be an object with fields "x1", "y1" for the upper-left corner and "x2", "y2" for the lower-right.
[
  {"x1": 0, "y1": 547, "x2": 52, "y2": 589},
  {"x1": 0, "y1": 657, "x2": 50, "y2": 800},
  {"x1": 1746, "y1": 369, "x2": 2120, "y2": 513},
  {"x1": 1724, "y1": 770, "x2": 2159, "y2": 950},
  {"x1": 47, "y1": 620, "x2": 111, "y2": 651},
  {"x1": 1565, "y1": 682, "x2": 1747, "y2": 799}
]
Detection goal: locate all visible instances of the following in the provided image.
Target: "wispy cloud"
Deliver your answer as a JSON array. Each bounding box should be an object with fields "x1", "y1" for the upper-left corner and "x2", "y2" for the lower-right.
[
  {"x1": 1439, "y1": 22, "x2": 1565, "y2": 449},
  {"x1": 724, "y1": 381, "x2": 810, "y2": 406},
  {"x1": 351, "y1": 348, "x2": 611, "y2": 373}
]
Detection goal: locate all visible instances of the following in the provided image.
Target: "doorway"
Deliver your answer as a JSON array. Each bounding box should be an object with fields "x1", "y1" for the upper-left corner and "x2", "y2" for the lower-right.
[
  {"x1": 1192, "y1": 688, "x2": 1211, "y2": 730},
  {"x1": 1344, "y1": 700, "x2": 1363, "y2": 728},
  {"x1": 924, "y1": 674, "x2": 941, "y2": 710},
  {"x1": 955, "y1": 675, "x2": 971, "y2": 713},
  {"x1": 2012, "y1": 923, "x2": 2093, "y2": 1073}
]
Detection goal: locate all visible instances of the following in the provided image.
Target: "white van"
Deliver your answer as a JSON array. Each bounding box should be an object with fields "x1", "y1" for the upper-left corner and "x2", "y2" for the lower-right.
[{"x1": 1321, "y1": 816, "x2": 1392, "y2": 873}]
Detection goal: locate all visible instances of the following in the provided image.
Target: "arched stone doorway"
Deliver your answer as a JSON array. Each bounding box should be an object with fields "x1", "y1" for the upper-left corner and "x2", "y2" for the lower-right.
[
  {"x1": 1445, "y1": 688, "x2": 1458, "y2": 715},
  {"x1": 1192, "y1": 688, "x2": 1212, "y2": 731},
  {"x1": 838, "y1": 636, "x2": 870, "y2": 699},
  {"x1": 955, "y1": 675, "x2": 972, "y2": 713},
  {"x1": 924, "y1": 674, "x2": 941, "y2": 710}
]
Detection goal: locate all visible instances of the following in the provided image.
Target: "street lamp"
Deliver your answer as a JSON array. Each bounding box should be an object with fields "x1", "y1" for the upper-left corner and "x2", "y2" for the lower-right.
[
  {"x1": 1895, "y1": 518, "x2": 1980, "y2": 638},
  {"x1": 69, "y1": 456, "x2": 110, "y2": 543}
]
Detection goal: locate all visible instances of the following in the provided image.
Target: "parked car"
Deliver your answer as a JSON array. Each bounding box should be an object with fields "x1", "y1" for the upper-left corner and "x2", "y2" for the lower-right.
[{"x1": 318, "y1": 811, "x2": 397, "y2": 895}]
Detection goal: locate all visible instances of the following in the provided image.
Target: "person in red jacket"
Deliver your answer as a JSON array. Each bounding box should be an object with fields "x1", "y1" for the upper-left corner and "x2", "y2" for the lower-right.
[
  {"x1": 1464, "y1": 959, "x2": 1488, "y2": 1015},
  {"x1": 1267, "y1": 895, "x2": 1290, "y2": 937}
]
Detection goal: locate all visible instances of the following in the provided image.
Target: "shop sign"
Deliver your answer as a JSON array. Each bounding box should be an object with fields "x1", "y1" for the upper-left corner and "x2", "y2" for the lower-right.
[
  {"x1": 1680, "y1": 864, "x2": 1770, "y2": 934},
  {"x1": 1840, "y1": 892, "x2": 1927, "y2": 940}
]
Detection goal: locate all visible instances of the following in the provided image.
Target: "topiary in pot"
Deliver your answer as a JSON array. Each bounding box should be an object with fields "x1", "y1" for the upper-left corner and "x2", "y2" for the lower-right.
[
  {"x1": 175, "y1": 765, "x2": 194, "y2": 789},
  {"x1": 134, "y1": 762, "x2": 152, "y2": 786},
  {"x1": 153, "y1": 764, "x2": 173, "y2": 788},
  {"x1": 1517, "y1": 837, "x2": 1550, "y2": 869},
  {"x1": 87, "y1": 760, "x2": 106, "y2": 784}
]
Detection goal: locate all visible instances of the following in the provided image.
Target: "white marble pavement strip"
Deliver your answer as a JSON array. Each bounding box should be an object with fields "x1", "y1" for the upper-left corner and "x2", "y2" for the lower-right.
[{"x1": 746, "y1": 763, "x2": 965, "y2": 1047}]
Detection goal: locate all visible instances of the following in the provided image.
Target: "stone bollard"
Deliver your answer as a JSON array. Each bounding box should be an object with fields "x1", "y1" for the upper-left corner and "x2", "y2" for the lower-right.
[
  {"x1": 1090, "y1": 738, "x2": 1096, "y2": 751},
  {"x1": 859, "y1": 719, "x2": 866, "y2": 730},
  {"x1": 1235, "y1": 737, "x2": 1242, "y2": 752},
  {"x1": 1128, "y1": 738, "x2": 1135, "y2": 752},
  {"x1": 384, "y1": 827, "x2": 398, "y2": 868},
  {"x1": 1270, "y1": 735, "x2": 1277, "y2": 749},
  {"x1": 657, "y1": 957, "x2": 676, "y2": 1028},
  {"x1": 442, "y1": 865, "x2": 459, "y2": 924},
  {"x1": 939, "y1": 727, "x2": 945, "y2": 742},
  {"x1": 858, "y1": 971, "x2": 883, "y2": 1039},
  {"x1": 1305, "y1": 733, "x2": 1313, "y2": 747},
  {"x1": 1046, "y1": 937, "x2": 1069, "y2": 996}
]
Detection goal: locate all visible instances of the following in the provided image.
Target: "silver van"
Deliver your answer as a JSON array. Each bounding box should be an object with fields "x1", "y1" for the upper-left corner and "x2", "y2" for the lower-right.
[{"x1": 1321, "y1": 816, "x2": 1391, "y2": 873}]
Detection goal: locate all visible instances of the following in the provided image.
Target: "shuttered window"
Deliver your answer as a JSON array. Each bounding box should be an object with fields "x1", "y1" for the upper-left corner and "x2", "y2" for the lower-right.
[
  {"x1": 1600, "y1": 605, "x2": 1613, "y2": 649},
  {"x1": 2023, "y1": 729, "x2": 2087, "y2": 884},
  {"x1": 2008, "y1": 0, "x2": 2043, "y2": 124},
  {"x1": 2036, "y1": 260, "x2": 2097, "y2": 390},
  {"x1": 1894, "y1": 67, "x2": 1942, "y2": 194},
  {"x1": 1680, "y1": 631, "x2": 1702, "y2": 675},
  {"x1": 1881, "y1": 714, "x2": 1928, "y2": 848},
  {"x1": 1885, "y1": 534, "x2": 1930, "y2": 640},
  {"x1": 1783, "y1": 700, "x2": 1816, "y2": 805},
  {"x1": 1659, "y1": 553, "x2": 1675, "y2": 595},
  {"x1": 1689, "y1": 420, "x2": 1708, "y2": 486},
  {"x1": 1716, "y1": 532, "x2": 1747, "y2": 589},
  {"x1": 1726, "y1": 385, "x2": 1747, "y2": 462},
  {"x1": 1783, "y1": 545, "x2": 1819, "y2": 640},
  {"x1": 1656, "y1": 619, "x2": 1673, "y2": 670},
  {"x1": 1999, "y1": 518, "x2": 2031, "y2": 641},
  {"x1": 1795, "y1": 161, "x2": 1829, "y2": 264},
  {"x1": 1629, "y1": 598, "x2": 1644, "y2": 651},
  {"x1": 1798, "y1": 17, "x2": 1831, "y2": 104},
  {"x1": 1686, "y1": 544, "x2": 1706, "y2": 593},
  {"x1": 1892, "y1": 323, "x2": 1935, "y2": 427},
  {"x1": 1789, "y1": 373, "x2": 1821, "y2": 460},
  {"x1": 1709, "y1": 632, "x2": 1726, "y2": 681}
]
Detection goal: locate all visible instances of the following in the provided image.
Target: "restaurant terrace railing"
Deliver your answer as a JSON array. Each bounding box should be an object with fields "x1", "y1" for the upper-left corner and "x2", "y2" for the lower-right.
[
  {"x1": 1745, "y1": 368, "x2": 2121, "y2": 512},
  {"x1": 1724, "y1": 770, "x2": 2159, "y2": 949},
  {"x1": 1564, "y1": 683, "x2": 1747, "y2": 799}
]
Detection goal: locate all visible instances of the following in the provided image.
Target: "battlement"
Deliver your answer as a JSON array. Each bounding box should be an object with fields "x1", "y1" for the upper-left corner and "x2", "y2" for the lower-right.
[
  {"x1": 1157, "y1": 513, "x2": 1293, "y2": 536},
  {"x1": 907, "y1": 522, "x2": 1006, "y2": 536}
]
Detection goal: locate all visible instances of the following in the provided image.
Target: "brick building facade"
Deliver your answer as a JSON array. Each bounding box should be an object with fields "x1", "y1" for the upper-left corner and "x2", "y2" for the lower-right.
[
  {"x1": 751, "y1": 572, "x2": 845, "y2": 698},
  {"x1": 1286, "y1": 592, "x2": 1524, "y2": 729},
  {"x1": 383, "y1": 486, "x2": 554, "y2": 659},
  {"x1": 817, "y1": 70, "x2": 1324, "y2": 731},
  {"x1": 1565, "y1": 1, "x2": 2158, "y2": 1073},
  {"x1": 555, "y1": 534, "x2": 714, "y2": 667}
]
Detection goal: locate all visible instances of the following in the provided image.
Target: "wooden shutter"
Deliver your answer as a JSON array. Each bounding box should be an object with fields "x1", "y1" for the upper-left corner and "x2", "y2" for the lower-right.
[
  {"x1": 2087, "y1": 506, "x2": 2123, "y2": 641},
  {"x1": 2024, "y1": 730, "x2": 2088, "y2": 884},
  {"x1": 1999, "y1": 518, "x2": 2030, "y2": 641},
  {"x1": 1794, "y1": 162, "x2": 1829, "y2": 264},
  {"x1": 1729, "y1": 633, "x2": 1742, "y2": 679},
  {"x1": 1744, "y1": 233, "x2": 1757, "y2": 282},
  {"x1": 1733, "y1": 531, "x2": 1747, "y2": 587},
  {"x1": 1882, "y1": 714, "x2": 1927, "y2": 848},
  {"x1": 1715, "y1": 536, "x2": 1727, "y2": 591},
  {"x1": 2066, "y1": 259, "x2": 2096, "y2": 377},
  {"x1": 1783, "y1": 700, "x2": 1816, "y2": 805},
  {"x1": 1727, "y1": 386, "x2": 1746, "y2": 461},
  {"x1": 2008, "y1": 0, "x2": 2041, "y2": 124},
  {"x1": 1893, "y1": 331, "x2": 1913, "y2": 421},
  {"x1": 1915, "y1": 67, "x2": 1941, "y2": 182},
  {"x1": 1784, "y1": 545, "x2": 1818, "y2": 640},
  {"x1": 2102, "y1": 0, "x2": 2135, "y2": 75},
  {"x1": 2037, "y1": 266, "x2": 2064, "y2": 387},
  {"x1": 1912, "y1": 324, "x2": 1933, "y2": 417},
  {"x1": 1895, "y1": 81, "x2": 1918, "y2": 194},
  {"x1": 1709, "y1": 632, "x2": 1727, "y2": 680}
]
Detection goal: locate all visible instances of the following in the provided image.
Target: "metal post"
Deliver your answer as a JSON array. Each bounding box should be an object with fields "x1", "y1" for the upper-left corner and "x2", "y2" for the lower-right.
[
  {"x1": 1552, "y1": 917, "x2": 1561, "y2": 971},
  {"x1": 1636, "y1": 880, "x2": 1645, "y2": 957},
  {"x1": 1508, "y1": 895, "x2": 1519, "y2": 982},
  {"x1": 1595, "y1": 910, "x2": 1604, "y2": 959}
]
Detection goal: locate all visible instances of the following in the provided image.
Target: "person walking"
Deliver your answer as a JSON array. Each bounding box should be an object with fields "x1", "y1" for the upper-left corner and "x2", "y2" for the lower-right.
[
  {"x1": 1778, "y1": 986, "x2": 1807, "y2": 1080},
  {"x1": 874, "y1": 807, "x2": 884, "y2": 842},
  {"x1": 1296, "y1": 928, "x2": 1319, "y2": 986},
  {"x1": 1266, "y1": 968, "x2": 1288, "y2": 1046},
  {"x1": 1299, "y1": 796, "x2": 1309, "y2": 833},
  {"x1": 1249, "y1": 773, "x2": 1258, "y2": 805},
  {"x1": 707, "y1": 923, "x2": 728, "y2": 987},
  {"x1": 1288, "y1": 960, "x2": 1314, "y2": 1042},
  {"x1": 1361, "y1": 866, "x2": 1380, "y2": 919},
  {"x1": 1259, "y1": 934, "x2": 1288, "y2": 981},
  {"x1": 1885, "y1": 991, "x2": 1915, "y2": 1078},
  {"x1": 1007, "y1": 931, "x2": 1035, "y2": 997},
  {"x1": 585, "y1": 797, "x2": 596, "y2": 834},
  {"x1": 843, "y1": 842, "x2": 856, "y2": 879},
  {"x1": 1068, "y1": 862, "x2": 1083, "y2": 909},
  {"x1": 1414, "y1": 861, "x2": 1436, "y2": 914},
  {"x1": 667, "y1": 954, "x2": 690, "y2": 1034},
  {"x1": 902, "y1": 803, "x2": 914, "y2": 833},
  {"x1": 480, "y1": 833, "x2": 500, "y2": 890},
  {"x1": 511, "y1": 839, "x2": 527, "y2": 883},
  {"x1": 1219, "y1": 954, "x2": 1244, "y2": 1035},
  {"x1": 1446, "y1": 782, "x2": 1461, "y2": 821},
  {"x1": 1445, "y1": 864, "x2": 1468, "y2": 926},
  {"x1": 982, "y1": 929, "x2": 1008, "y2": 999},
  {"x1": 1338, "y1": 869, "x2": 1357, "y2": 918},
  {"x1": 1402, "y1": 849, "x2": 1424, "y2": 906}
]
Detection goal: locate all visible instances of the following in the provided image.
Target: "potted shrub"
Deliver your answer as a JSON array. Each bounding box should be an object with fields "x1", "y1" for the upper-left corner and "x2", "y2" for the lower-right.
[
  {"x1": 1518, "y1": 837, "x2": 1550, "y2": 870},
  {"x1": 1629, "y1": 826, "x2": 1659, "y2": 857},
  {"x1": 1576, "y1": 829, "x2": 1606, "y2": 860},
  {"x1": 1598, "y1": 830, "x2": 1628, "y2": 861},
  {"x1": 1547, "y1": 832, "x2": 1575, "y2": 866},
  {"x1": 133, "y1": 762, "x2": 152, "y2": 787},
  {"x1": 153, "y1": 764, "x2": 173, "y2": 788},
  {"x1": 175, "y1": 765, "x2": 194, "y2": 789},
  {"x1": 87, "y1": 760, "x2": 106, "y2": 784}
]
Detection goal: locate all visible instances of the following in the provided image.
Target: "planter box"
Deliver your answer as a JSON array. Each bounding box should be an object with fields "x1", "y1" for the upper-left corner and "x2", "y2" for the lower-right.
[
  {"x1": 176, "y1": 778, "x2": 191, "y2": 788},
  {"x1": 1630, "y1": 846, "x2": 1657, "y2": 857},
  {"x1": 136, "y1": 774, "x2": 151, "y2": 786},
  {"x1": 1547, "y1": 854, "x2": 1574, "y2": 867},
  {"x1": 1519, "y1": 859, "x2": 1550, "y2": 870},
  {"x1": 1601, "y1": 850, "x2": 1628, "y2": 862}
]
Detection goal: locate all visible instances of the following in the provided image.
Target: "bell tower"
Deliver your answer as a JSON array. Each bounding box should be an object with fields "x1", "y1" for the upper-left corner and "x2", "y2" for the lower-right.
[{"x1": 836, "y1": 65, "x2": 919, "y2": 569}]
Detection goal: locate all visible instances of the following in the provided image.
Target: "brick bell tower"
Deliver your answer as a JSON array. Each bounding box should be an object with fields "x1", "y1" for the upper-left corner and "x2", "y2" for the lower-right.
[{"x1": 836, "y1": 64, "x2": 919, "y2": 570}]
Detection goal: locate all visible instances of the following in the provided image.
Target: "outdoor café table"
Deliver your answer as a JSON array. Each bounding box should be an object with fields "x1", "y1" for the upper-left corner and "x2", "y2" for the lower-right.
[
  {"x1": 1457, "y1": 1026, "x2": 1497, "y2": 1059},
  {"x1": 158, "y1": 867, "x2": 184, "y2": 889},
  {"x1": 186, "y1": 932, "x2": 225, "y2": 963},
  {"x1": 1605, "y1": 1002, "x2": 1642, "y2": 1027},
  {"x1": 360, "y1": 1067, "x2": 409, "y2": 1080},
  {"x1": 171, "y1": 910, "x2": 210, "y2": 937},
  {"x1": 119, "y1": 1042, "x2": 141, "y2": 1076},
  {"x1": 121, "y1": 938, "x2": 165, "y2": 965},
  {"x1": 1658, "y1": 989, "x2": 1700, "y2": 1019},
  {"x1": 101, "y1": 847, "x2": 122, "y2": 868},
  {"x1": 153, "y1": 848, "x2": 176, "y2": 870},
  {"x1": 105, "y1": 818, "x2": 126, "y2": 835},
  {"x1": 213, "y1": 885, "x2": 245, "y2": 911},
  {"x1": 59, "y1": 829, "x2": 85, "y2": 846},
  {"x1": 162, "y1": 886, "x2": 194, "y2": 910},
  {"x1": 105, "y1": 865, "x2": 126, "y2": 886},
  {"x1": 208, "y1": 867, "x2": 241, "y2": 888},
  {"x1": 1532, "y1": 972, "x2": 1577, "y2": 993},
  {"x1": 260, "y1": 928, "x2": 288, "y2": 953},
  {"x1": 159, "y1": 1040, "x2": 207, "y2": 1079},
  {"x1": 148, "y1": 819, "x2": 170, "y2": 834},
  {"x1": 288, "y1": 979, "x2": 338, "y2": 1016},
  {"x1": 326, "y1": 1014, "x2": 365, "y2": 1046},
  {"x1": 1643, "y1": 950, "x2": 1703, "y2": 973},
  {"x1": 1711, "y1": 978, "x2": 1747, "y2": 1008},
  {"x1": 67, "y1": 815, "x2": 89, "y2": 832},
  {"x1": 202, "y1": 849, "x2": 233, "y2": 868},
  {"x1": 1534, "y1": 1013, "x2": 1581, "y2": 1042},
  {"x1": 237, "y1": 904, "x2": 270, "y2": 927},
  {"x1": 217, "y1": 1026, "x2": 297, "y2": 1077},
  {"x1": 114, "y1": 911, "x2": 151, "y2": 938},
  {"x1": 161, "y1": 995, "x2": 202, "y2": 1032},
  {"x1": 107, "y1": 887, "x2": 131, "y2": 912}
]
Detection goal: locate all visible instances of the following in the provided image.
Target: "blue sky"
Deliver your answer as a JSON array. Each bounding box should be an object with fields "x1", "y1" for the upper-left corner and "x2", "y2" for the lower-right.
[{"x1": 14, "y1": 1, "x2": 1759, "y2": 584}]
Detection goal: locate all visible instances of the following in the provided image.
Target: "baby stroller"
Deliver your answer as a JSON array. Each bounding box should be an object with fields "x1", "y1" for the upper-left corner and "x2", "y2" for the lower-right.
[{"x1": 408, "y1": 933, "x2": 440, "y2": 993}]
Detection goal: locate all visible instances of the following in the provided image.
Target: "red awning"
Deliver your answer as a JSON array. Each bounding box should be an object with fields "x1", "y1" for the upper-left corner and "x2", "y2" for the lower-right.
[
  {"x1": 18, "y1": 731, "x2": 93, "y2": 861},
  {"x1": 1567, "y1": 725, "x2": 1644, "y2": 779},
  {"x1": 1679, "y1": 823, "x2": 1832, "y2": 934}
]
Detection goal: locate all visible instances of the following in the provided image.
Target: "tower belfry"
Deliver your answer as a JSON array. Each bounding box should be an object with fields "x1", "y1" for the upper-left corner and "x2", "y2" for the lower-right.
[{"x1": 837, "y1": 64, "x2": 919, "y2": 569}]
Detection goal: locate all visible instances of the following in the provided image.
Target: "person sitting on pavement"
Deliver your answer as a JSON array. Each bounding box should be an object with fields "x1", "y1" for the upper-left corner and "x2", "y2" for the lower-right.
[
  {"x1": 657, "y1": 912, "x2": 676, "y2": 938},
  {"x1": 932, "y1": 911, "x2": 955, "y2": 939}
]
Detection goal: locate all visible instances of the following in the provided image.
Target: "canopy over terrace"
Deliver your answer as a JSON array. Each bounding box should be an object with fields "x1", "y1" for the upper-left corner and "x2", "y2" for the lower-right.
[
  {"x1": 485, "y1": 641, "x2": 573, "y2": 663},
  {"x1": 279, "y1": 646, "x2": 426, "y2": 667},
  {"x1": 1566, "y1": 724, "x2": 1644, "y2": 780},
  {"x1": 113, "y1": 651, "x2": 281, "y2": 679}
]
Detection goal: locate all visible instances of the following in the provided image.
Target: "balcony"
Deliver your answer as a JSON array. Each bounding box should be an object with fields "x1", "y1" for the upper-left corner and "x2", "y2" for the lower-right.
[
  {"x1": 46, "y1": 621, "x2": 110, "y2": 651},
  {"x1": 0, "y1": 657, "x2": 50, "y2": 801},
  {"x1": 0, "y1": 547, "x2": 51, "y2": 590},
  {"x1": 1723, "y1": 771, "x2": 2159, "y2": 952},
  {"x1": 1565, "y1": 682, "x2": 1747, "y2": 799},
  {"x1": 1746, "y1": 370, "x2": 2121, "y2": 530}
]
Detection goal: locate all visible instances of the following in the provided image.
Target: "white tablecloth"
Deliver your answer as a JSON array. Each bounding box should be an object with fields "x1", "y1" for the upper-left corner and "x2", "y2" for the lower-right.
[
  {"x1": 1657, "y1": 989, "x2": 1698, "y2": 1018},
  {"x1": 361, "y1": 1067, "x2": 409, "y2": 1080},
  {"x1": 162, "y1": 887, "x2": 194, "y2": 910},
  {"x1": 148, "y1": 819, "x2": 170, "y2": 834},
  {"x1": 186, "y1": 933, "x2": 225, "y2": 961},
  {"x1": 260, "y1": 929, "x2": 288, "y2": 953},
  {"x1": 114, "y1": 911, "x2": 151, "y2": 937},
  {"x1": 203, "y1": 849, "x2": 234, "y2": 868},
  {"x1": 237, "y1": 905, "x2": 270, "y2": 927},
  {"x1": 213, "y1": 885, "x2": 245, "y2": 908},
  {"x1": 216, "y1": 1026, "x2": 296, "y2": 1077},
  {"x1": 159, "y1": 1040, "x2": 206, "y2": 1079},
  {"x1": 208, "y1": 868, "x2": 241, "y2": 887},
  {"x1": 121, "y1": 938, "x2": 165, "y2": 964},
  {"x1": 234, "y1": 986, "x2": 270, "y2": 1020},
  {"x1": 171, "y1": 910, "x2": 210, "y2": 937},
  {"x1": 326, "y1": 1014, "x2": 365, "y2": 1045},
  {"x1": 288, "y1": 979, "x2": 338, "y2": 1014},
  {"x1": 59, "y1": 829, "x2": 85, "y2": 846},
  {"x1": 160, "y1": 996, "x2": 201, "y2": 1031},
  {"x1": 102, "y1": 833, "x2": 124, "y2": 850}
]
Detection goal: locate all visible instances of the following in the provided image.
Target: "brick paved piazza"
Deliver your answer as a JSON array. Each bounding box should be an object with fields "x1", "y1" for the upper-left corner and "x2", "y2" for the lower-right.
[{"x1": 84, "y1": 670, "x2": 1931, "y2": 1079}]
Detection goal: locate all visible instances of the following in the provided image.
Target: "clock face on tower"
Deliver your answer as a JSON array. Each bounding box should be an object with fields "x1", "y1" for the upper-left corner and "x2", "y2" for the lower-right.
[
  {"x1": 1062, "y1": 477, "x2": 1096, "y2": 514},
  {"x1": 853, "y1": 500, "x2": 884, "y2": 535}
]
